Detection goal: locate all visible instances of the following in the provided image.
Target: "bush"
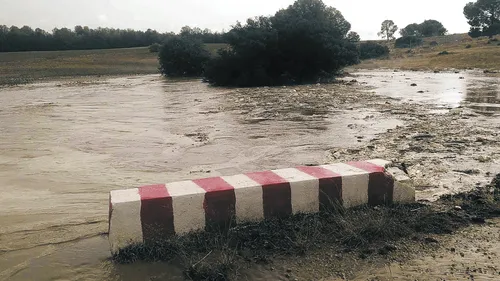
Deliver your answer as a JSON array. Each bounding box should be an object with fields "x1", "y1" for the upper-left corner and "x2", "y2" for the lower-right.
[
  {"x1": 158, "y1": 36, "x2": 211, "y2": 77},
  {"x1": 395, "y1": 36, "x2": 423, "y2": 48},
  {"x1": 203, "y1": 0, "x2": 359, "y2": 87},
  {"x1": 148, "y1": 43, "x2": 161, "y2": 53},
  {"x1": 358, "y1": 42, "x2": 390, "y2": 59}
]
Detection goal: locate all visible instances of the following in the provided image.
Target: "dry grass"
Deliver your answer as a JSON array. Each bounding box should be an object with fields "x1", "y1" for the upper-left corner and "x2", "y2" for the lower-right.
[
  {"x1": 355, "y1": 33, "x2": 500, "y2": 71},
  {"x1": 0, "y1": 47, "x2": 159, "y2": 85},
  {"x1": 0, "y1": 43, "x2": 228, "y2": 85}
]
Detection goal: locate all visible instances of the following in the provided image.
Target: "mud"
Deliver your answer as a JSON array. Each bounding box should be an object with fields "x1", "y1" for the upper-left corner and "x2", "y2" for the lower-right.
[
  {"x1": 341, "y1": 218, "x2": 500, "y2": 281},
  {"x1": 0, "y1": 70, "x2": 499, "y2": 280}
]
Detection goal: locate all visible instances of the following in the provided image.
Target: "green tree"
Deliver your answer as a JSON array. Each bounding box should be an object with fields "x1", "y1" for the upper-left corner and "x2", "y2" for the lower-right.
[
  {"x1": 419, "y1": 20, "x2": 448, "y2": 37},
  {"x1": 464, "y1": 0, "x2": 500, "y2": 38},
  {"x1": 378, "y1": 20, "x2": 398, "y2": 41},
  {"x1": 400, "y1": 23, "x2": 421, "y2": 37},
  {"x1": 158, "y1": 36, "x2": 211, "y2": 77},
  {"x1": 204, "y1": 0, "x2": 359, "y2": 87},
  {"x1": 346, "y1": 31, "x2": 361, "y2": 42}
]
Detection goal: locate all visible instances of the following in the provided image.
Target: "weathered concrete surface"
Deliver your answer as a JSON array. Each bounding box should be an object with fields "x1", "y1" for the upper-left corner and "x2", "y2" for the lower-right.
[{"x1": 109, "y1": 159, "x2": 414, "y2": 253}]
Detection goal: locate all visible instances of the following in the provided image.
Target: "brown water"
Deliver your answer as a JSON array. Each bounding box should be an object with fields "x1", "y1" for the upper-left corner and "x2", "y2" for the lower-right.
[
  {"x1": 0, "y1": 75, "x2": 399, "y2": 280},
  {"x1": 0, "y1": 71, "x2": 498, "y2": 280}
]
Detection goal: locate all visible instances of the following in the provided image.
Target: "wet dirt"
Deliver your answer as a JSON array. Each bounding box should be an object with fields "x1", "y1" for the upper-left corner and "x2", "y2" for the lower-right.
[
  {"x1": 0, "y1": 70, "x2": 499, "y2": 280},
  {"x1": 339, "y1": 218, "x2": 500, "y2": 281}
]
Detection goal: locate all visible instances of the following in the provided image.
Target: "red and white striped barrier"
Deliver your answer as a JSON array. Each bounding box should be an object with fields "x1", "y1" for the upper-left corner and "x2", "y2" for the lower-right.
[{"x1": 109, "y1": 159, "x2": 414, "y2": 253}]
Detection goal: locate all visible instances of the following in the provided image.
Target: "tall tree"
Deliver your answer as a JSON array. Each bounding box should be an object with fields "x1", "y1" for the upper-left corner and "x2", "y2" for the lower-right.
[
  {"x1": 464, "y1": 0, "x2": 500, "y2": 38},
  {"x1": 378, "y1": 20, "x2": 398, "y2": 41}
]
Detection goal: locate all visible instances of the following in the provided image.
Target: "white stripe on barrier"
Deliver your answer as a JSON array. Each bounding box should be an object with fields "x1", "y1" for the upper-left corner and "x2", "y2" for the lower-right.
[
  {"x1": 222, "y1": 174, "x2": 264, "y2": 222},
  {"x1": 109, "y1": 188, "x2": 142, "y2": 253},
  {"x1": 167, "y1": 181, "x2": 207, "y2": 234},
  {"x1": 272, "y1": 168, "x2": 319, "y2": 214},
  {"x1": 322, "y1": 163, "x2": 369, "y2": 208},
  {"x1": 366, "y1": 159, "x2": 391, "y2": 167}
]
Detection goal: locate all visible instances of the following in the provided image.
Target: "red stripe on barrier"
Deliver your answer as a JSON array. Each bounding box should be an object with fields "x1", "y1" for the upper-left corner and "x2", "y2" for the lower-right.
[
  {"x1": 139, "y1": 184, "x2": 175, "y2": 243},
  {"x1": 348, "y1": 161, "x2": 394, "y2": 205},
  {"x1": 296, "y1": 166, "x2": 343, "y2": 211},
  {"x1": 246, "y1": 171, "x2": 292, "y2": 218},
  {"x1": 194, "y1": 177, "x2": 236, "y2": 230}
]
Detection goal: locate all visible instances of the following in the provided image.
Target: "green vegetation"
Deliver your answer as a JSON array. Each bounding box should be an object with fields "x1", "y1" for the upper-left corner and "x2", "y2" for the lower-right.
[
  {"x1": 378, "y1": 20, "x2": 398, "y2": 41},
  {"x1": 0, "y1": 24, "x2": 225, "y2": 52},
  {"x1": 202, "y1": 0, "x2": 359, "y2": 86},
  {"x1": 395, "y1": 35, "x2": 424, "y2": 48},
  {"x1": 464, "y1": 0, "x2": 500, "y2": 38},
  {"x1": 158, "y1": 37, "x2": 211, "y2": 77},
  {"x1": 148, "y1": 43, "x2": 161, "y2": 53},
  {"x1": 400, "y1": 20, "x2": 448, "y2": 37},
  {"x1": 359, "y1": 42, "x2": 390, "y2": 59}
]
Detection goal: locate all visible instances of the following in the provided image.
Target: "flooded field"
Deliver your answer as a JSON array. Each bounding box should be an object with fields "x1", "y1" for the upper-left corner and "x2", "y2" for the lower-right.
[{"x1": 0, "y1": 70, "x2": 499, "y2": 280}]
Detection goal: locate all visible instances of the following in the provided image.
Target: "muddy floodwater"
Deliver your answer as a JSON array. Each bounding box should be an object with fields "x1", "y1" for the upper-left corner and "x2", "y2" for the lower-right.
[{"x1": 0, "y1": 71, "x2": 499, "y2": 280}]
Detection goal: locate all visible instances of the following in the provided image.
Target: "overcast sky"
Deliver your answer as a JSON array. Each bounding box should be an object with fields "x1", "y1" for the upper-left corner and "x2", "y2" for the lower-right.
[{"x1": 0, "y1": 0, "x2": 472, "y2": 40}]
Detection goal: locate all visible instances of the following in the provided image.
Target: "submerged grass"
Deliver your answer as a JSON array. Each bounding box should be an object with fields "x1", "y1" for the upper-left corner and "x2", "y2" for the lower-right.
[{"x1": 113, "y1": 174, "x2": 500, "y2": 280}]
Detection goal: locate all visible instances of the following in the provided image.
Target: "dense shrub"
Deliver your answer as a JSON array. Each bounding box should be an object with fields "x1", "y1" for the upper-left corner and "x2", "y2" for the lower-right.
[
  {"x1": 358, "y1": 42, "x2": 390, "y2": 59},
  {"x1": 203, "y1": 0, "x2": 359, "y2": 87},
  {"x1": 158, "y1": 36, "x2": 211, "y2": 77},
  {"x1": 148, "y1": 43, "x2": 161, "y2": 53},
  {"x1": 395, "y1": 36, "x2": 423, "y2": 48}
]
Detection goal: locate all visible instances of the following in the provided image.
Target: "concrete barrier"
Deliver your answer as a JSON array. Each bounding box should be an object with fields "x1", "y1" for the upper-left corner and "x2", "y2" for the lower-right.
[{"x1": 108, "y1": 159, "x2": 415, "y2": 253}]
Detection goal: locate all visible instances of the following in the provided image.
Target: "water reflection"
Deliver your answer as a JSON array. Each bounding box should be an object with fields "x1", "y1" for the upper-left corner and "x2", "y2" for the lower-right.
[
  {"x1": 355, "y1": 71, "x2": 500, "y2": 115},
  {"x1": 465, "y1": 80, "x2": 500, "y2": 114}
]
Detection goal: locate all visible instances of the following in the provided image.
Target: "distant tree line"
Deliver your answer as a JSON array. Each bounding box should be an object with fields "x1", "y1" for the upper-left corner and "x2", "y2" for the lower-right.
[{"x1": 0, "y1": 25, "x2": 226, "y2": 52}]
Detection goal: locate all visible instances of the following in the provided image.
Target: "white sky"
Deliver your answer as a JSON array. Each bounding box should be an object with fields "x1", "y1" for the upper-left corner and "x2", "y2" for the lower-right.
[{"x1": 0, "y1": 0, "x2": 472, "y2": 40}]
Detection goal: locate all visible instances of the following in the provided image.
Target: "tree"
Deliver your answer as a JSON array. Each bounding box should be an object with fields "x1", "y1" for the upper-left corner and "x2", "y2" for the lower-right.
[
  {"x1": 203, "y1": 0, "x2": 359, "y2": 87},
  {"x1": 400, "y1": 23, "x2": 421, "y2": 37},
  {"x1": 158, "y1": 36, "x2": 211, "y2": 77},
  {"x1": 419, "y1": 20, "x2": 448, "y2": 37},
  {"x1": 378, "y1": 20, "x2": 398, "y2": 41},
  {"x1": 464, "y1": 0, "x2": 500, "y2": 38},
  {"x1": 400, "y1": 20, "x2": 447, "y2": 37},
  {"x1": 346, "y1": 31, "x2": 361, "y2": 42}
]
